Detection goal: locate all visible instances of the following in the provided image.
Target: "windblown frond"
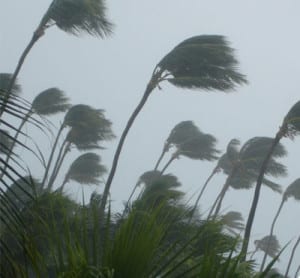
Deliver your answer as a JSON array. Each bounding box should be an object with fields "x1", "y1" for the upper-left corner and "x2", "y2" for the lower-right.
[
  {"x1": 221, "y1": 211, "x2": 244, "y2": 232},
  {"x1": 42, "y1": 0, "x2": 113, "y2": 37},
  {"x1": 32, "y1": 87, "x2": 71, "y2": 115},
  {"x1": 157, "y1": 35, "x2": 247, "y2": 91},
  {"x1": 0, "y1": 130, "x2": 13, "y2": 155},
  {"x1": 254, "y1": 235, "x2": 280, "y2": 258},
  {"x1": 64, "y1": 152, "x2": 106, "y2": 185},
  {"x1": 284, "y1": 178, "x2": 300, "y2": 201},
  {"x1": 282, "y1": 100, "x2": 300, "y2": 138}
]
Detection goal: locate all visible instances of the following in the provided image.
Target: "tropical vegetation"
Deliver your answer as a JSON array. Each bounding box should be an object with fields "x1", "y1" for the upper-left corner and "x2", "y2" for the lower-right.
[{"x1": 1, "y1": 1, "x2": 299, "y2": 277}]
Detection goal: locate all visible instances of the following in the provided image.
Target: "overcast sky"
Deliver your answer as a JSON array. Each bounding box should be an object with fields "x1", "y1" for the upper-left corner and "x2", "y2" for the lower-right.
[{"x1": 1, "y1": 0, "x2": 299, "y2": 275}]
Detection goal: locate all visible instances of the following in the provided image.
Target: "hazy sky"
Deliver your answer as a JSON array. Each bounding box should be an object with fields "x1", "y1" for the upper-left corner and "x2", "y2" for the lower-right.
[{"x1": 1, "y1": 1, "x2": 299, "y2": 275}]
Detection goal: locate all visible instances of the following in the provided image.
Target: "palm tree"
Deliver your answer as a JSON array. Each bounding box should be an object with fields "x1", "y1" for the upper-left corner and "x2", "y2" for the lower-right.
[
  {"x1": 211, "y1": 137, "x2": 286, "y2": 218},
  {"x1": 100, "y1": 35, "x2": 248, "y2": 216},
  {"x1": 44, "y1": 104, "x2": 114, "y2": 190},
  {"x1": 261, "y1": 178, "x2": 300, "y2": 270},
  {"x1": 159, "y1": 121, "x2": 220, "y2": 174},
  {"x1": 242, "y1": 100, "x2": 300, "y2": 260},
  {"x1": 59, "y1": 152, "x2": 106, "y2": 192},
  {"x1": 1, "y1": 0, "x2": 113, "y2": 115}
]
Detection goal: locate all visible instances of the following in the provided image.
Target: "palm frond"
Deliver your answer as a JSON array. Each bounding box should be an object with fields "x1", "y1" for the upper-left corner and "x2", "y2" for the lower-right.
[
  {"x1": 157, "y1": 35, "x2": 247, "y2": 91},
  {"x1": 42, "y1": 0, "x2": 113, "y2": 37},
  {"x1": 221, "y1": 211, "x2": 244, "y2": 231},
  {"x1": 254, "y1": 235, "x2": 280, "y2": 259},
  {"x1": 284, "y1": 178, "x2": 300, "y2": 201},
  {"x1": 64, "y1": 152, "x2": 106, "y2": 186},
  {"x1": 282, "y1": 100, "x2": 300, "y2": 138},
  {"x1": 32, "y1": 87, "x2": 71, "y2": 115},
  {"x1": 0, "y1": 73, "x2": 21, "y2": 95},
  {"x1": 0, "y1": 129, "x2": 13, "y2": 155}
]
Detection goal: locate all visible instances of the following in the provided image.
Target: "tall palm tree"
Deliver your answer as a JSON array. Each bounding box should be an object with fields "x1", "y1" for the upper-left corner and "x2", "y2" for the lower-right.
[
  {"x1": 1, "y1": 0, "x2": 113, "y2": 115},
  {"x1": 59, "y1": 152, "x2": 106, "y2": 192},
  {"x1": 44, "y1": 104, "x2": 114, "y2": 190},
  {"x1": 100, "y1": 35, "x2": 248, "y2": 216},
  {"x1": 261, "y1": 178, "x2": 300, "y2": 270},
  {"x1": 159, "y1": 121, "x2": 220, "y2": 174},
  {"x1": 211, "y1": 137, "x2": 286, "y2": 218},
  {"x1": 242, "y1": 100, "x2": 300, "y2": 260}
]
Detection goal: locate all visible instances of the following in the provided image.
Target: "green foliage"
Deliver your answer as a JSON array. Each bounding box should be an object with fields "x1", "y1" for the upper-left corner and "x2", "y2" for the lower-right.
[
  {"x1": 282, "y1": 100, "x2": 300, "y2": 138},
  {"x1": 284, "y1": 178, "x2": 300, "y2": 201},
  {"x1": 254, "y1": 235, "x2": 281, "y2": 259},
  {"x1": 0, "y1": 73, "x2": 21, "y2": 95},
  {"x1": 158, "y1": 35, "x2": 248, "y2": 91},
  {"x1": 42, "y1": 0, "x2": 113, "y2": 37},
  {"x1": 32, "y1": 87, "x2": 71, "y2": 115}
]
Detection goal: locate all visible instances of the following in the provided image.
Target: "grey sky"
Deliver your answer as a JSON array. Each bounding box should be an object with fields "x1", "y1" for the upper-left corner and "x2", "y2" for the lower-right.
[{"x1": 1, "y1": 0, "x2": 299, "y2": 274}]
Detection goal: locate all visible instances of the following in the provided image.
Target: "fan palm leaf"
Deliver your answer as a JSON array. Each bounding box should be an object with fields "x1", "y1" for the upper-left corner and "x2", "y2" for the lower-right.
[
  {"x1": 101, "y1": 35, "x2": 247, "y2": 216},
  {"x1": 242, "y1": 100, "x2": 300, "y2": 260},
  {"x1": 221, "y1": 211, "x2": 244, "y2": 234}
]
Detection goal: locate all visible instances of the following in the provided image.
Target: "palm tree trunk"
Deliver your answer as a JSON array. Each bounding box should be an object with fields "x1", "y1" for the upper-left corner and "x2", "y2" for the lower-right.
[
  {"x1": 0, "y1": 26, "x2": 44, "y2": 117},
  {"x1": 42, "y1": 124, "x2": 65, "y2": 188},
  {"x1": 285, "y1": 236, "x2": 300, "y2": 278},
  {"x1": 121, "y1": 181, "x2": 140, "y2": 218},
  {"x1": 154, "y1": 144, "x2": 168, "y2": 170},
  {"x1": 47, "y1": 140, "x2": 70, "y2": 191},
  {"x1": 160, "y1": 155, "x2": 176, "y2": 175},
  {"x1": 190, "y1": 166, "x2": 218, "y2": 220},
  {"x1": 99, "y1": 72, "x2": 161, "y2": 217},
  {"x1": 260, "y1": 197, "x2": 285, "y2": 271},
  {"x1": 241, "y1": 131, "x2": 282, "y2": 261}
]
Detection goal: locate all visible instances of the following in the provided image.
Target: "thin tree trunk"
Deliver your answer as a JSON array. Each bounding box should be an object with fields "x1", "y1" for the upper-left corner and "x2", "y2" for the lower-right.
[
  {"x1": 121, "y1": 181, "x2": 140, "y2": 218},
  {"x1": 47, "y1": 140, "x2": 70, "y2": 191},
  {"x1": 0, "y1": 27, "x2": 44, "y2": 117},
  {"x1": 160, "y1": 155, "x2": 176, "y2": 175},
  {"x1": 154, "y1": 144, "x2": 168, "y2": 170},
  {"x1": 190, "y1": 166, "x2": 218, "y2": 220},
  {"x1": 99, "y1": 74, "x2": 160, "y2": 217},
  {"x1": 285, "y1": 236, "x2": 300, "y2": 278},
  {"x1": 260, "y1": 198, "x2": 285, "y2": 271},
  {"x1": 42, "y1": 124, "x2": 65, "y2": 188},
  {"x1": 241, "y1": 132, "x2": 282, "y2": 261}
]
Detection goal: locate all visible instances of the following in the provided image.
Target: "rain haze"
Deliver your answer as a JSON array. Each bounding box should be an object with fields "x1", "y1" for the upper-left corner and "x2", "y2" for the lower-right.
[{"x1": 1, "y1": 0, "x2": 299, "y2": 275}]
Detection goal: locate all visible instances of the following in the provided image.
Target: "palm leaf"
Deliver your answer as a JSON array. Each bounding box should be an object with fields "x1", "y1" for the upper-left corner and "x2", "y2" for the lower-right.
[
  {"x1": 31, "y1": 87, "x2": 71, "y2": 115},
  {"x1": 221, "y1": 211, "x2": 244, "y2": 232},
  {"x1": 157, "y1": 35, "x2": 247, "y2": 91},
  {"x1": 284, "y1": 178, "x2": 300, "y2": 201},
  {"x1": 254, "y1": 235, "x2": 281, "y2": 259},
  {"x1": 42, "y1": 0, "x2": 113, "y2": 37},
  {"x1": 282, "y1": 100, "x2": 300, "y2": 138},
  {"x1": 64, "y1": 152, "x2": 106, "y2": 186}
]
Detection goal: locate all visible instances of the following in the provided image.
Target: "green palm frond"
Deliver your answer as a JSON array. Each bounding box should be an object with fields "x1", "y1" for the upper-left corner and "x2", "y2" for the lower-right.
[
  {"x1": 178, "y1": 132, "x2": 220, "y2": 161},
  {"x1": 0, "y1": 129, "x2": 13, "y2": 155},
  {"x1": 282, "y1": 100, "x2": 300, "y2": 138},
  {"x1": 31, "y1": 87, "x2": 71, "y2": 115},
  {"x1": 254, "y1": 235, "x2": 280, "y2": 259},
  {"x1": 64, "y1": 152, "x2": 106, "y2": 185},
  {"x1": 284, "y1": 178, "x2": 300, "y2": 201},
  {"x1": 64, "y1": 104, "x2": 115, "y2": 149},
  {"x1": 157, "y1": 35, "x2": 247, "y2": 91},
  {"x1": 42, "y1": 0, "x2": 113, "y2": 37},
  {"x1": 0, "y1": 73, "x2": 21, "y2": 95}
]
